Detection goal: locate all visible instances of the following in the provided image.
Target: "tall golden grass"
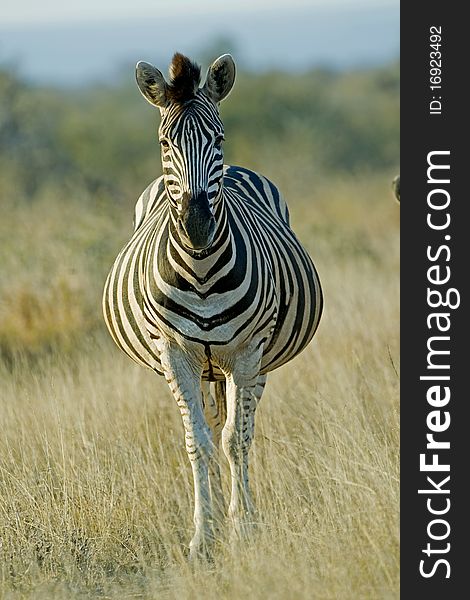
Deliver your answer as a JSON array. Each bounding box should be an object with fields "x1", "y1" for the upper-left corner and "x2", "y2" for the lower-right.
[{"x1": 0, "y1": 173, "x2": 399, "y2": 598}]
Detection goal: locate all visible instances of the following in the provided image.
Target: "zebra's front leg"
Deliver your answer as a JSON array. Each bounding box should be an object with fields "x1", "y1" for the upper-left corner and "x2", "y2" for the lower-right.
[
  {"x1": 158, "y1": 341, "x2": 214, "y2": 559},
  {"x1": 201, "y1": 381, "x2": 227, "y2": 533},
  {"x1": 222, "y1": 350, "x2": 266, "y2": 540}
]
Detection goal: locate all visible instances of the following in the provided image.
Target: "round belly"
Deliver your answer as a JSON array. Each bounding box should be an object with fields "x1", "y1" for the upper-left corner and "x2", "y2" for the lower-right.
[{"x1": 260, "y1": 258, "x2": 323, "y2": 374}]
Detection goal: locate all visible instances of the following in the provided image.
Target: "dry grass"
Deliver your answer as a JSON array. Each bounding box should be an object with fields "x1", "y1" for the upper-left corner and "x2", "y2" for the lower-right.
[{"x1": 0, "y1": 173, "x2": 399, "y2": 598}]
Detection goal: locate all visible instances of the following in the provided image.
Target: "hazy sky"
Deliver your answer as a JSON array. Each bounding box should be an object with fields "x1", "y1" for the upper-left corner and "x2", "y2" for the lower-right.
[
  {"x1": 1, "y1": 0, "x2": 399, "y2": 86},
  {"x1": 2, "y1": 0, "x2": 396, "y2": 25}
]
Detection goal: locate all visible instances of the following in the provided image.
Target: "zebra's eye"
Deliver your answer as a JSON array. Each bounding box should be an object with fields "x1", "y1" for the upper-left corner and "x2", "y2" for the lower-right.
[
  {"x1": 214, "y1": 135, "x2": 224, "y2": 148},
  {"x1": 160, "y1": 139, "x2": 170, "y2": 150}
]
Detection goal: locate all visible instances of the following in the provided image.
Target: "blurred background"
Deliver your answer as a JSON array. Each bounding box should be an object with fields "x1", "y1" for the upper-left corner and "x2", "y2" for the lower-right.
[
  {"x1": 0, "y1": 0, "x2": 399, "y2": 358},
  {"x1": 0, "y1": 2, "x2": 400, "y2": 597}
]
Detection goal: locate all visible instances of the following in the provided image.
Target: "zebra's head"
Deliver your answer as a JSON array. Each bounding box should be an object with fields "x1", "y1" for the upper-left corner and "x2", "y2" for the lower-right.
[{"x1": 135, "y1": 52, "x2": 236, "y2": 251}]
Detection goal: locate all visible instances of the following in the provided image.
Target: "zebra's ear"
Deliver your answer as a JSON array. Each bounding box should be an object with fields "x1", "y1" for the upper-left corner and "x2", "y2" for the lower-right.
[
  {"x1": 203, "y1": 54, "x2": 236, "y2": 104},
  {"x1": 392, "y1": 175, "x2": 400, "y2": 203},
  {"x1": 135, "y1": 61, "x2": 168, "y2": 108}
]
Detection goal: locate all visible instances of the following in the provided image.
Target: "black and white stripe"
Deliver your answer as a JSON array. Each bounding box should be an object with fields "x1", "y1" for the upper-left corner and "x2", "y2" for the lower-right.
[{"x1": 103, "y1": 160, "x2": 322, "y2": 379}]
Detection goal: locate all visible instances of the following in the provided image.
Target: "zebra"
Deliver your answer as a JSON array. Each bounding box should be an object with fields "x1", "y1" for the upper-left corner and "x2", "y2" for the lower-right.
[
  {"x1": 103, "y1": 52, "x2": 323, "y2": 558},
  {"x1": 392, "y1": 175, "x2": 400, "y2": 202}
]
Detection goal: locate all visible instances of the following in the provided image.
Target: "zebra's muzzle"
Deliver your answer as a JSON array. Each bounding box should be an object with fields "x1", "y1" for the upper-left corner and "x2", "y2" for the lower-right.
[{"x1": 177, "y1": 193, "x2": 216, "y2": 251}]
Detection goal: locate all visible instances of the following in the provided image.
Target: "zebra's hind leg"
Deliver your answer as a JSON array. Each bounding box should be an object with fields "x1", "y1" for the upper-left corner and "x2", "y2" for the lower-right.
[
  {"x1": 202, "y1": 381, "x2": 227, "y2": 535},
  {"x1": 222, "y1": 357, "x2": 267, "y2": 541}
]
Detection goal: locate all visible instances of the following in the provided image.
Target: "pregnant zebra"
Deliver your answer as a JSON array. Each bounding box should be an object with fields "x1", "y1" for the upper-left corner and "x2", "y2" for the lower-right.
[{"x1": 103, "y1": 52, "x2": 323, "y2": 558}]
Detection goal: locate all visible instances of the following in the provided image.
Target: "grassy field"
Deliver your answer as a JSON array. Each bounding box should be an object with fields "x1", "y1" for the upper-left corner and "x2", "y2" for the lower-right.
[{"x1": 0, "y1": 171, "x2": 399, "y2": 598}]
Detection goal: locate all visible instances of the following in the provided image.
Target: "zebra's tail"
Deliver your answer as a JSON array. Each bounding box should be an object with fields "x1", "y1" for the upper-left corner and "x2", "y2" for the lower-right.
[{"x1": 213, "y1": 381, "x2": 227, "y2": 428}]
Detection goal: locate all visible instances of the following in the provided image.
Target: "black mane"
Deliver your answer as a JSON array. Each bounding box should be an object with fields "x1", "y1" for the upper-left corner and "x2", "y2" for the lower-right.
[{"x1": 167, "y1": 53, "x2": 201, "y2": 103}]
